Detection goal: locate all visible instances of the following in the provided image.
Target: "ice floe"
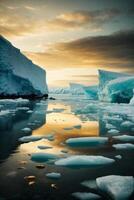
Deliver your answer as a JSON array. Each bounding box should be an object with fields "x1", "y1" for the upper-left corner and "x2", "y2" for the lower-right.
[
  {"x1": 96, "y1": 175, "x2": 134, "y2": 200},
  {"x1": 113, "y1": 143, "x2": 134, "y2": 150},
  {"x1": 113, "y1": 135, "x2": 134, "y2": 142},
  {"x1": 19, "y1": 135, "x2": 43, "y2": 143},
  {"x1": 55, "y1": 155, "x2": 115, "y2": 167},
  {"x1": 66, "y1": 137, "x2": 108, "y2": 148},
  {"x1": 72, "y1": 192, "x2": 101, "y2": 200},
  {"x1": 21, "y1": 127, "x2": 31, "y2": 133},
  {"x1": 37, "y1": 145, "x2": 52, "y2": 150},
  {"x1": 107, "y1": 129, "x2": 119, "y2": 134},
  {"x1": 46, "y1": 172, "x2": 61, "y2": 179},
  {"x1": 121, "y1": 121, "x2": 133, "y2": 128},
  {"x1": 31, "y1": 153, "x2": 58, "y2": 163}
]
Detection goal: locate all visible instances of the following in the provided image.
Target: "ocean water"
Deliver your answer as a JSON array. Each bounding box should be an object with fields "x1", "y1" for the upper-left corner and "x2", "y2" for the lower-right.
[{"x1": 0, "y1": 95, "x2": 134, "y2": 200}]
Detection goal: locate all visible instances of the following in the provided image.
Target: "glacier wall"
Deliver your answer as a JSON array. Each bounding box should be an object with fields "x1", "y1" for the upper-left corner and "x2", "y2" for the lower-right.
[{"x1": 0, "y1": 35, "x2": 48, "y2": 97}]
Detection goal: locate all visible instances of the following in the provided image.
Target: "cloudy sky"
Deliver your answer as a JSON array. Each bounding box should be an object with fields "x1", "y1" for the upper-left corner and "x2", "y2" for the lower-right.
[{"x1": 0, "y1": 0, "x2": 134, "y2": 87}]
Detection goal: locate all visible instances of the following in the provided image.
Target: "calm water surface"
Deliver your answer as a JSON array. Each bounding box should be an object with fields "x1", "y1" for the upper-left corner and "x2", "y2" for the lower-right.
[{"x1": 0, "y1": 96, "x2": 134, "y2": 200}]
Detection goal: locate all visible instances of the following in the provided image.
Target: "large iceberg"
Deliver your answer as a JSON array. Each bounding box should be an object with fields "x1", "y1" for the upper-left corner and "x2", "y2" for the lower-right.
[
  {"x1": 0, "y1": 35, "x2": 48, "y2": 98},
  {"x1": 98, "y1": 70, "x2": 134, "y2": 103},
  {"x1": 82, "y1": 85, "x2": 98, "y2": 100}
]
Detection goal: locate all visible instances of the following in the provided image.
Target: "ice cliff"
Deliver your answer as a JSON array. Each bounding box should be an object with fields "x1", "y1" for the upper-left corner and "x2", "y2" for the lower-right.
[
  {"x1": 98, "y1": 70, "x2": 133, "y2": 103},
  {"x1": 0, "y1": 35, "x2": 48, "y2": 98}
]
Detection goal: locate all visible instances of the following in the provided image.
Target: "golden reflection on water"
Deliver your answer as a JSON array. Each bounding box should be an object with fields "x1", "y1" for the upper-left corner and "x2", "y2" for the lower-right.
[{"x1": 20, "y1": 102, "x2": 99, "y2": 154}]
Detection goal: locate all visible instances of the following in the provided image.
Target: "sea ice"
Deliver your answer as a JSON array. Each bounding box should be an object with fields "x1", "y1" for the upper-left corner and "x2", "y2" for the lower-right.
[
  {"x1": 19, "y1": 135, "x2": 43, "y2": 143},
  {"x1": 66, "y1": 137, "x2": 108, "y2": 148},
  {"x1": 46, "y1": 172, "x2": 61, "y2": 179},
  {"x1": 96, "y1": 175, "x2": 134, "y2": 200},
  {"x1": 113, "y1": 143, "x2": 134, "y2": 150},
  {"x1": 31, "y1": 153, "x2": 58, "y2": 163},
  {"x1": 55, "y1": 155, "x2": 115, "y2": 167},
  {"x1": 72, "y1": 192, "x2": 101, "y2": 200},
  {"x1": 113, "y1": 135, "x2": 134, "y2": 142}
]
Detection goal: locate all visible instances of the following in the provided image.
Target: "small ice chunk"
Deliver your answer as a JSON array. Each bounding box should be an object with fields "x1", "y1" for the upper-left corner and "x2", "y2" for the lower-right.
[
  {"x1": 21, "y1": 127, "x2": 31, "y2": 133},
  {"x1": 81, "y1": 180, "x2": 97, "y2": 189},
  {"x1": 96, "y1": 175, "x2": 134, "y2": 200},
  {"x1": 46, "y1": 172, "x2": 61, "y2": 179},
  {"x1": 61, "y1": 149, "x2": 68, "y2": 153},
  {"x1": 121, "y1": 121, "x2": 133, "y2": 128},
  {"x1": 72, "y1": 192, "x2": 101, "y2": 200},
  {"x1": 115, "y1": 155, "x2": 122, "y2": 159},
  {"x1": 108, "y1": 129, "x2": 119, "y2": 134},
  {"x1": 19, "y1": 135, "x2": 43, "y2": 143},
  {"x1": 27, "y1": 110, "x2": 33, "y2": 114},
  {"x1": 37, "y1": 145, "x2": 52, "y2": 150},
  {"x1": 113, "y1": 143, "x2": 134, "y2": 150},
  {"x1": 106, "y1": 123, "x2": 116, "y2": 130},
  {"x1": 55, "y1": 155, "x2": 115, "y2": 167},
  {"x1": 44, "y1": 134, "x2": 55, "y2": 141},
  {"x1": 66, "y1": 137, "x2": 108, "y2": 148},
  {"x1": 31, "y1": 153, "x2": 58, "y2": 163},
  {"x1": 64, "y1": 127, "x2": 73, "y2": 130},
  {"x1": 113, "y1": 135, "x2": 134, "y2": 142}
]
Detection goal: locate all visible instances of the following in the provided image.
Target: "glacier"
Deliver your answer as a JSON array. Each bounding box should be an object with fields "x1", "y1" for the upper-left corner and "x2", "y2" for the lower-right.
[
  {"x1": 0, "y1": 35, "x2": 48, "y2": 98},
  {"x1": 98, "y1": 70, "x2": 134, "y2": 103}
]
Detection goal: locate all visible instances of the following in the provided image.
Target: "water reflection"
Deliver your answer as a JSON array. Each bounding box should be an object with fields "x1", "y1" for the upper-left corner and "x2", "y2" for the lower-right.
[{"x1": 0, "y1": 100, "x2": 48, "y2": 162}]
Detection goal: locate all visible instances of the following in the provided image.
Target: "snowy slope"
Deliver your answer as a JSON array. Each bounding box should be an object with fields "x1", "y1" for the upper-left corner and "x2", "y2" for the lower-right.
[{"x1": 0, "y1": 35, "x2": 48, "y2": 97}]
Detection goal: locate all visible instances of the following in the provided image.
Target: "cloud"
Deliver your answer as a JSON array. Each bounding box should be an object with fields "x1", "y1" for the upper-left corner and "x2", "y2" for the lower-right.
[
  {"x1": 45, "y1": 9, "x2": 120, "y2": 31},
  {"x1": 25, "y1": 29, "x2": 134, "y2": 72}
]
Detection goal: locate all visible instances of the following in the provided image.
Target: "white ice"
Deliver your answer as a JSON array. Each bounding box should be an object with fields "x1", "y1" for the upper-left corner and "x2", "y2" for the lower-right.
[{"x1": 72, "y1": 192, "x2": 101, "y2": 200}]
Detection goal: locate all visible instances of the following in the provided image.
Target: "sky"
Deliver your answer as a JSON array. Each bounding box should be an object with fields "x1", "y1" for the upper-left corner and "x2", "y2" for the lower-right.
[{"x1": 0, "y1": 0, "x2": 134, "y2": 87}]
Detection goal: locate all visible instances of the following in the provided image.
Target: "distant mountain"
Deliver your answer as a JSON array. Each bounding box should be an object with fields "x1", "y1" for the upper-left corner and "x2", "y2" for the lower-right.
[{"x1": 0, "y1": 35, "x2": 48, "y2": 98}]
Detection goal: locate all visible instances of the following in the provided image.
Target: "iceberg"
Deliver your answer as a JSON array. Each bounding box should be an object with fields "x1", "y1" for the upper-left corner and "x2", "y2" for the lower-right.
[
  {"x1": 65, "y1": 137, "x2": 108, "y2": 148},
  {"x1": 98, "y1": 70, "x2": 134, "y2": 103},
  {"x1": 82, "y1": 85, "x2": 98, "y2": 100},
  {"x1": 49, "y1": 87, "x2": 70, "y2": 94},
  {"x1": 55, "y1": 155, "x2": 115, "y2": 167},
  {"x1": 72, "y1": 192, "x2": 101, "y2": 200},
  {"x1": 0, "y1": 35, "x2": 48, "y2": 98},
  {"x1": 96, "y1": 175, "x2": 134, "y2": 200},
  {"x1": 130, "y1": 91, "x2": 134, "y2": 104}
]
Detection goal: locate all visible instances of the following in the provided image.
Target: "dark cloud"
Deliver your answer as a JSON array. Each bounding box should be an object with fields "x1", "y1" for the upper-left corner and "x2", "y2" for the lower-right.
[
  {"x1": 26, "y1": 29, "x2": 134, "y2": 72},
  {"x1": 45, "y1": 9, "x2": 120, "y2": 31}
]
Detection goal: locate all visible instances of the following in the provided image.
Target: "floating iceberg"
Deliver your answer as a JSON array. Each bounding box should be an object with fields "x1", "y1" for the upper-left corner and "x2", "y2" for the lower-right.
[
  {"x1": 55, "y1": 155, "x2": 115, "y2": 167},
  {"x1": 31, "y1": 153, "x2": 58, "y2": 163},
  {"x1": 72, "y1": 192, "x2": 101, "y2": 200},
  {"x1": 98, "y1": 70, "x2": 134, "y2": 103},
  {"x1": 82, "y1": 85, "x2": 98, "y2": 100},
  {"x1": 65, "y1": 137, "x2": 108, "y2": 148},
  {"x1": 46, "y1": 172, "x2": 61, "y2": 179},
  {"x1": 96, "y1": 175, "x2": 134, "y2": 200},
  {"x1": 0, "y1": 35, "x2": 48, "y2": 97}
]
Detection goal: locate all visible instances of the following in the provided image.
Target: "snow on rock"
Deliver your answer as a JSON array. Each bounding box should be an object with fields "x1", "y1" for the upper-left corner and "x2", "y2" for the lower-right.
[
  {"x1": 65, "y1": 137, "x2": 108, "y2": 148},
  {"x1": 31, "y1": 153, "x2": 58, "y2": 163},
  {"x1": 82, "y1": 85, "x2": 98, "y2": 100},
  {"x1": 46, "y1": 172, "x2": 61, "y2": 179},
  {"x1": 113, "y1": 143, "x2": 134, "y2": 150},
  {"x1": 98, "y1": 70, "x2": 133, "y2": 103},
  {"x1": 0, "y1": 35, "x2": 48, "y2": 97},
  {"x1": 19, "y1": 135, "x2": 43, "y2": 143},
  {"x1": 96, "y1": 175, "x2": 134, "y2": 200},
  {"x1": 113, "y1": 135, "x2": 134, "y2": 142},
  {"x1": 55, "y1": 155, "x2": 115, "y2": 167},
  {"x1": 72, "y1": 192, "x2": 101, "y2": 200}
]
